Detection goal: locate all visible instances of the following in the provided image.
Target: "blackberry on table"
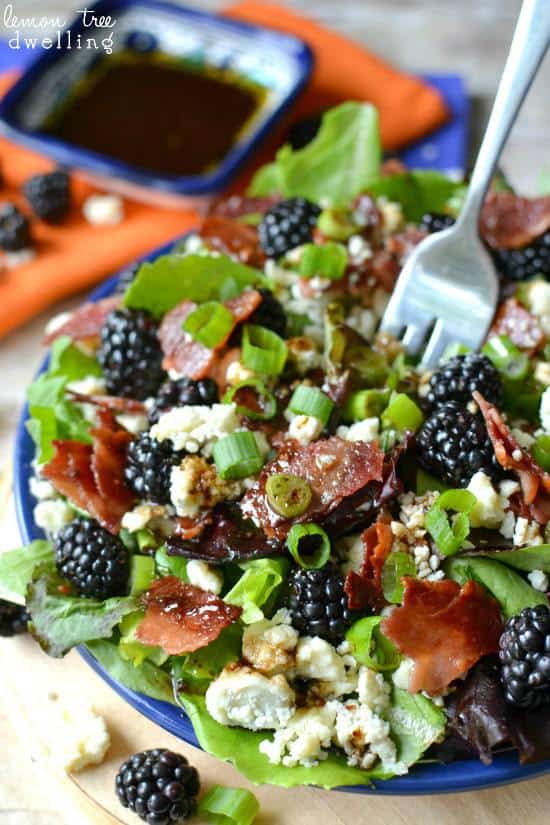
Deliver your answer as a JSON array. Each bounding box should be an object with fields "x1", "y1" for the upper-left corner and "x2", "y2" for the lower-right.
[
  {"x1": 54, "y1": 517, "x2": 130, "y2": 600},
  {"x1": 115, "y1": 262, "x2": 140, "y2": 294},
  {"x1": 98, "y1": 309, "x2": 166, "y2": 400},
  {"x1": 148, "y1": 377, "x2": 219, "y2": 425},
  {"x1": 287, "y1": 563, "x2": 356, "y2": 645},
  {"x1": 258, "y1": 197, "x2": 321, "y2": 259},
  {"x1": 499, "y1": 604, "x2": 550, "y2": 709},
  {"x1": 115, "y1": 748, "x2": 199, "y2": 825},
  {"x1": 417, "y1": 401, "x2": 500, "y2": 486},
  {"x1": 24, "y1": 170, "x2": 71, "y2": 222},
  {"x1": 492, "y1": 231, "x2": 550, "y2": 281},
  {"x1": 125, "y1": 433, "x2": 186, "y2": 504},
  {"x1": 426, "y1": 353, "x2": 502, "y2": 409},
  {"x1": 0, "y1": 598, "x2": 29, "y2": 637},
  {"x1": 0, "y1": 203, "x2": 30, "y2": 251},
  {"x1": 419, "y1": 212, "x2": 455, "y2": 234},
  {"x1": 249, "y1": 287, "x2": 287, "y2": 337}
]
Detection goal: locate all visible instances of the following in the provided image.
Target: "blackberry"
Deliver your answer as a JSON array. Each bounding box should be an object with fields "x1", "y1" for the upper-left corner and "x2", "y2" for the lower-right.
[
  {"x1": 115, "y1": 748, "x2": 199, "y2": 825},
  {"x1": 258, "y1": 197, "x2": 321, "y2": 258},
  {"x1": 98, "y1": 309, "x2": 166, "y2": 400},
  {"x1": 24, "y1": 170, "x2": 71, "y2": 222},
  {"x1": 125, "y1": 433, "x2": 185, "y2": 504},
  {"x1": 420, "y1": 212, "x2": 455, "y2": 234},
  {"x1": 115, "y1": 262, "x2": 140, "y2": 294},
  {"x1": 287, "y1": 563, "x2": 355, "y2": 644},
  {"x1": 54, "y1": 518, "x2": 130, "y2": 599},
  {"x1": 492, "y1": 231, "x2": 550, "y2": 281},
  {"x1": 148, "y1": 378, "x2": 219, "y2": 425},
  {"x1": 499, "y1": 604, "x2": 550, "y2": 709},
  {"x1": 0, "y1": 598, "x2": 29, "y2": 637},
  {"x1": 426, "y1": 353, "x2": 502, "y2": 409},
  {"x1": 0, "y1": 203, "x2": 30, "y2": 251},
  {"x1": 249, "y1": 288, "x2": 287, "y2": 337},
  {"x1": 417, "y1": 401, "x2": 500, "y2": 486}
]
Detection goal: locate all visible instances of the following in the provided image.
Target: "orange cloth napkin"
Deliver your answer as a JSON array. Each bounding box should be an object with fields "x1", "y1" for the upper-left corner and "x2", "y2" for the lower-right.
[{"x1": 0, "y1": 2, "x2": 449, "y2": 339}]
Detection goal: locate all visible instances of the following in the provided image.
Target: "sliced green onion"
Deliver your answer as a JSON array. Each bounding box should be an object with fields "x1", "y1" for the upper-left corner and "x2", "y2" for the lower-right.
[
  {"x1": 317, "y1": 207, "x2": 356, "y2": 241},
  {"x1": 440, "y1": 342, "x2": 471, "y2": 363},
  {"x1": 482, "y1": 335, "x2": 529, "y2": 381},
  {"x1": 197, "y1": 785, "x2": 260, "y2": 825},
  {"x1": 381, "y1": 393, "x2": 424, "y2": 432},
  {"x1": 380, "y1": 429, "x2": 398, "y2": 453},
  {"x1": 182, "y1": 301, "x2": 234, "y2": 349},
  {"x1": 299, "y1": 241, "x2": 348, "y2": 281},
  {"x1": 532, "y1": 434, "x2": 550, "y2": 472},
  {"x1": 351, "y1": 348, "x2": 389, "y2": 387},
  {"x1": 136, "y1": 528, "x2": 157, "y2": 552},
  {"x1": 346, "y1": 616, "x2": 400, "y2": 672},
  {"x1": 265, "y1": 474, "x2": 312, "y2": 518},
  {"x1": 129, "y1": 555, "x2": 155, "y2": 596},
  {"x1": 425, "y1": 489, "x2": 476, "y2": 557},
  {"x1": 286, "y1": 523, "x2": 331, "y2": 569},
  {"x1": 381, "y1": 552, "x2": 416, "y2": 603},
  {"x1": 154, "y1": 546, "x2": 189, "y2": 581},
  {"x1": 288, "y1": 385, "x2": 334, "y2": 425},
  {"x1": 416, "y1": 468, "x2": 450, "y2": 495},
  {"x1": 224, "y1": 379, "x2": 277, "y2": 421},
  {"x1": 242, "y1": 324, "x2": 287, "y2": 375},
  {"x1": 213, "y1": 432, "x2": 263, "y2": 480},
  {"x1": 342, "y1": 388, "x2": 390, "y2": 422},
  {"x1": 237, "y1": 212, "x2": 263, "y2": 226}
]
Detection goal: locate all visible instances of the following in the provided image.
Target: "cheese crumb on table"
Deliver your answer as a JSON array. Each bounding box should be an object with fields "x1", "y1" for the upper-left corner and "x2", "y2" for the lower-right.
[{"x1": 82, "y1": 193, "x2": 124, "y2": 226}]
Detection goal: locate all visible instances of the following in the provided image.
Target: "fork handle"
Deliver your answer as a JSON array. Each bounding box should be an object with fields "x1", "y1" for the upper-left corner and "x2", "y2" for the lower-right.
[{"x1": 457, "y1": 0, "x2": 550, "y2": 235}]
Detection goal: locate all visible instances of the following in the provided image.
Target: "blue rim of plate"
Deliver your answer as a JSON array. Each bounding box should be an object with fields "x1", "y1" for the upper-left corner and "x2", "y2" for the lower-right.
[
  {"x1": 12, "y1": 237, "x2": 550, "y2": 794},
  {"x1": 0, "y1": 0, "x2": 313, "y2": 198}
]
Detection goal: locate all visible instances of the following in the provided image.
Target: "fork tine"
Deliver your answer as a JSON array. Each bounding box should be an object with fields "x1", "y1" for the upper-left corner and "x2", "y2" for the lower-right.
[
  {"x1": 420, "y1": 320, "x2": 455, "y2": 369},
  {"x1": 401, "y1": 324, "x2": 431, "y2": 356}
]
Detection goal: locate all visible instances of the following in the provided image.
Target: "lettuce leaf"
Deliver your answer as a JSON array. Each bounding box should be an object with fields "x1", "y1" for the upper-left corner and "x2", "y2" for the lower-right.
[
  {"x1": 249, "y1": 102, "x2": 381, "y2": 207},
  {"x1": 86, "y1": 639, "x2": 175, "y2": 704},
  {"x1": 26, "y1": 336, "x2": 98, "y2": 464},
  {"x1": 388, "y1": 688, "x2": 446, "y2": 766},
  {"x1": 172, "y1": 624, "x2": 242, "y2": 694},
  {"x1": 178, "y1": 694, "x2": 376, "y2": 788},
  {"x1": 48, "y1": 335, "x2": 102, "y2": 381},
  {"x1": 364, "y1": 171, "x2": 465, "y2": 221},
  {"x1": 123, "y1": 254, "x2": 263, "y2": 319},
  {"x1": 27, "y1": 569, "x2": 136, "y2": 657},
  {"x1": 445, "y1": 556, "x2": 547, "y2": 618},
  {"x1": 474, "y1": 544, "x2": 550, "y2": 573},
  {"x1": 0, "y1": 540, "x2": 54, "y2": 599},
  {"x1": 224, "y1": 558, "x2": 289, "y2": 623}
]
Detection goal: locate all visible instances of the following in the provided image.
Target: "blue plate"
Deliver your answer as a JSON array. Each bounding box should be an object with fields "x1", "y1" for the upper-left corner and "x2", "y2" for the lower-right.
[
  {"x1": 12, "y1": 239, "x2": 550, "y2": 793},
  {"x1": 0, "y1": 0, "x2": 313, "y2": 202}
]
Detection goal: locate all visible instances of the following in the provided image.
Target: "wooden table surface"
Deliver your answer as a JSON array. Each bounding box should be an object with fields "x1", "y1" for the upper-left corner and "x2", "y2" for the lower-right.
[{"x1": 1, "y1": 1, "x2": 550, "y2": 823}]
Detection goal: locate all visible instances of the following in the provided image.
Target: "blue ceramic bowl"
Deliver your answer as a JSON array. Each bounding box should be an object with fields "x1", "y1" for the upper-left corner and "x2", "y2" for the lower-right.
[
  {"x1": 12, "y1": 239, "x2": 550, "y2": 793},
  {"x1": 0, "y1": 0, "x2": 312, "y2": 204}
]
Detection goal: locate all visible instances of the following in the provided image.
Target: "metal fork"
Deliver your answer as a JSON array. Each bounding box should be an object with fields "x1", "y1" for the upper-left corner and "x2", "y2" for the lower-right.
[{"x1": 380, "y1": 0, "x2": 550, "y2": 369}]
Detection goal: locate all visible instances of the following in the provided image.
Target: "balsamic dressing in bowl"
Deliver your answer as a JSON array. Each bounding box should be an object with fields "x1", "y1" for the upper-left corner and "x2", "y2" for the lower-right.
[{"x1": 43, "y1": 53, "x2": 265, "y2": 177}]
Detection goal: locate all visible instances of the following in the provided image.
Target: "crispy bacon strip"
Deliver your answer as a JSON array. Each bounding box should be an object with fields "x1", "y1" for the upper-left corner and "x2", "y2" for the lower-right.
[
  {"x1": 42, "y1": 415, "x2": 135, "y2": 534},
  {"x1": 382, "y1": 577, "x2": 503, "y2": 695},
  {"x1": 200, "y1": 215, "x2": 265, "y2": 267},
  {"x1": 475, "y1": 391, "x2": 550, "y2": 524},
  {"x1": 481, "y1": 192, "x2": 550, "y2": 250},
  {"x1": 158, "y1": 291, "x2": 262, "y2": 379},
  {"x1": 67, "y1": 391, "x2": 146, "y2": 414},
  {"x1": 43, "y1": 296, "x2": 120, "y2": 345},
  {"x1": 488, "y1": 298, "x2": 544, "y2": 355},
  {"x1": 136, "y1": 576, "x2": 242, "y2": 654},
  {"x1": 344, "y1": 518, "x2": 392, "y2": 612},
  {"x1": 241, "y1": 437, "x2": 384, "y2": 540}
]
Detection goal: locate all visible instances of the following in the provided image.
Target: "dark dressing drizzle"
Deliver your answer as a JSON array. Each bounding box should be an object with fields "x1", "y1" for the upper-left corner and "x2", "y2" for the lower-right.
[{"x1": 43, "y1": 53, "x2": 264, "y2": 176}]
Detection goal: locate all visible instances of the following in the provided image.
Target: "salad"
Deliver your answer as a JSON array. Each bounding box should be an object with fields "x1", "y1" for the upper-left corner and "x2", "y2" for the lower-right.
[{"x1": 4, "y1": 101, "x2": 550, "y2": 788}]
